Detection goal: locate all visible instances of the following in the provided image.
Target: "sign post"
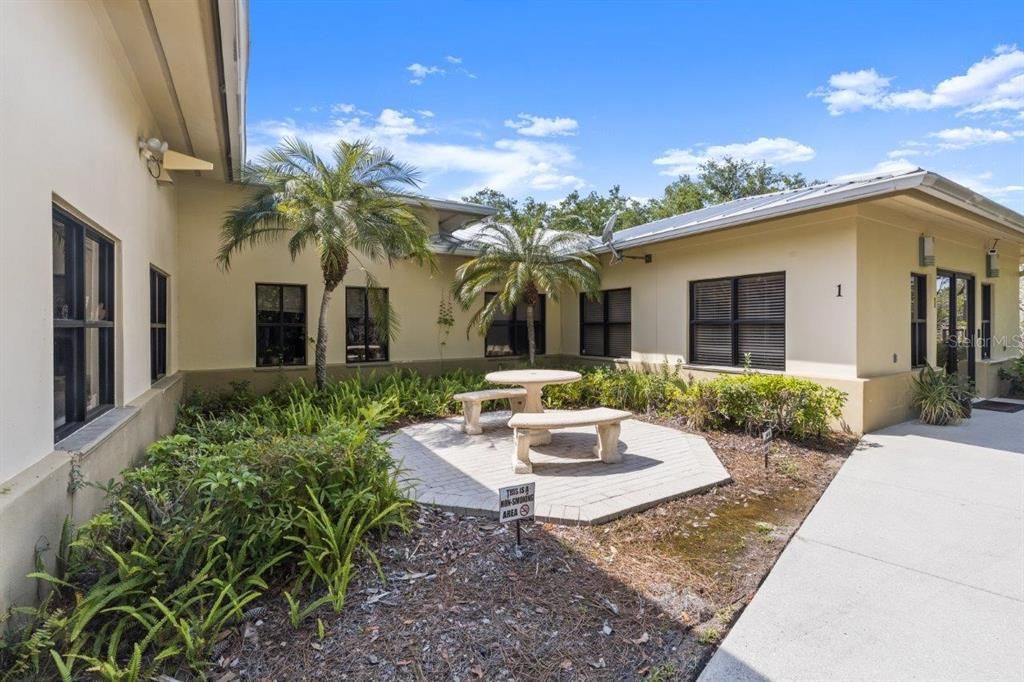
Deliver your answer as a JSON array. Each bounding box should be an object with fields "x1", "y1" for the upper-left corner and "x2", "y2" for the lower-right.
[
  {"x1": 761, "y1": 427, "x2": 773, "y2": 470},
  {"x1": 498, "y1": 482, "x2": 535, "y2": 557}
]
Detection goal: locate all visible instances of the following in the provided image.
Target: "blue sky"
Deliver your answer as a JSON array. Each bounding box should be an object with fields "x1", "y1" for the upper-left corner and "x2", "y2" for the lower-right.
[{"x1": 247, "y1": 1, "x2": 1024, "y2": 210}]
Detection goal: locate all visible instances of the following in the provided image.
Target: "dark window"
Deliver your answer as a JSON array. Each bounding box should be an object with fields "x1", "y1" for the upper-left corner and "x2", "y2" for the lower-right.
[
  {"x1": 255, "y1": 284, "x2": 306, "y2": 367},
  {"x1": 485, "y1": 293, "x2": 546, "y2": 357},
  {"x1": 580, "y1": 288, "x2": 631, "y2": 357},
  {"x1": 690, "y1": 272, "x2": 785, "y2": 370},
  {"x1": 53, "y1": 206, "x2": 115, "y2": 440},
  {"x1": 911, "y1": 273, "x2": 928, "y2": 367},
  {"x1": 981, "y1": 283, "x2": 992, "y2": 361},
  {"x1": 150, "y1": 268, "x2": 168, "y2": 382},
  {"x1": 346, "y1": 287, "x2": 389, "y2": 362}
]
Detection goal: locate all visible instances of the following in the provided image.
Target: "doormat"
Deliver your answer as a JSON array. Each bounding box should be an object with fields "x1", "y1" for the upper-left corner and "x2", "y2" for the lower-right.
[{"x1": 973, "y1": 400, "x2": 1024, "y2": 413}]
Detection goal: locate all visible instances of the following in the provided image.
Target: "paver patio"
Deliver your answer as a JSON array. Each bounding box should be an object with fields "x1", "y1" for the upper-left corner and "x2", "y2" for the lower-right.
[{"x1": 390, "y1": 410, "x2": 731, "y2": 524}]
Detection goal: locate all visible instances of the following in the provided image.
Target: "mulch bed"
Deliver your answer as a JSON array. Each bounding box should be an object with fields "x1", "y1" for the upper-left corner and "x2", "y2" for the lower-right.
[{"x1": 222, "y1": 421, "x2": 857, "y2": 681}]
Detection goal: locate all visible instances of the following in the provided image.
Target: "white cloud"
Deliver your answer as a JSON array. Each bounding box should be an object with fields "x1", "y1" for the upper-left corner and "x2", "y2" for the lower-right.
[
  {"x1": 831, "y1": 158, "x2": 920, "y2": 183},
  {"x1": 652, "y1": 137, "x2": 815, "y2": 176},
  {"x1": 946, "y1": 170, "x2": 1024, "y2": 198},
  {"x1": 248, "y1": 109, "x2": 584, "y2": 196},
  {"x1": 332, "y1": 103, "x2": 355, "y2": 114},
  {"x1": 407, "y1": 63, "x2": 444, "y2": 85},
  {"x1": 446, "y1": 55, "x2": 462, "y2": 64},
  {"x1": 813, "y1": 45, "x2": 1024, "y2": 115},
  {"x1": 928, "y1": 126, "x2": 1016, "y2": 149},
  {"x1": 415, "y1": 109, "x2": 435, "y2": 118},
  {"x1": 504, "y1": 114, "x2": 579, "y2": 137},
  {"x1": 887, "y1": 148, "x2": 922, "y2": 158}
]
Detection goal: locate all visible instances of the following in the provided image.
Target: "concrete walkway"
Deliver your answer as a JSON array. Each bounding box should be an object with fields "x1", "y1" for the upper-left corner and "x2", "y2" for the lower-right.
[{"x1": 700, "y1": 403, "x2": 1024, "y2": 681}]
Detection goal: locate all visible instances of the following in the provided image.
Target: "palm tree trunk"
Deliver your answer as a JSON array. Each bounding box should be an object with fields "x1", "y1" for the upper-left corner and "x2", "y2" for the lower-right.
[
  {"x1": 315, "y1": 282, "x2": 337, "y2": 390},
  {"x1": 526, "y1": 302, "x2": 536, "y2": 367}
]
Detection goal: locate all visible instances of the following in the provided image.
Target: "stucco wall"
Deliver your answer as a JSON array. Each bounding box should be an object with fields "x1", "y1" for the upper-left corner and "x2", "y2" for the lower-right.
[
  {"x1": 174, "y1": 177, "x2": 562, "y2": 375},
  {"x1": 561, "y1": 207, "x2": 861, "y2": 380},
  {"x1": 856, "y1": 203, "x2": 1021, "y2": 379},
  {"x1": 0, "y1": 1, "x2": 180, "y2": 483}
]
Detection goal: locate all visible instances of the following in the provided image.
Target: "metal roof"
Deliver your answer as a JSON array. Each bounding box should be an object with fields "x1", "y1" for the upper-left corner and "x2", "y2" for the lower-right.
[
  {"x1": 607, "y1": 169, "x2": 1024, "y2": 251},
  {"x1": 403, "y1": 196, "x2": 497, "y2": 232},
  {"x1": 427, "y1": 169, "x2": 1024, "y2": 257}
]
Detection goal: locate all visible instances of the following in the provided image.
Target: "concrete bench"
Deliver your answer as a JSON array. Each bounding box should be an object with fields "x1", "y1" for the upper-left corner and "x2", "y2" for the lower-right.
[
  {"x1": 506, "y1": 408, "x2": 632, "y2": 473},
  {"x1": 453, "y1": 388, "x2": 527, "y2": 434}
]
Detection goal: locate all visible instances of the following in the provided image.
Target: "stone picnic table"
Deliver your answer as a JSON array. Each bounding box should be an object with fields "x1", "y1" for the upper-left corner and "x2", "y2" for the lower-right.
[{"x1": 485, "y1": 369, "x2": 581, "y2": 445}]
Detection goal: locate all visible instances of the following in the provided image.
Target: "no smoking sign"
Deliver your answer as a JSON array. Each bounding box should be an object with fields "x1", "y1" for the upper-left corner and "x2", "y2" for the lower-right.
[{"x1": 498, "y1": 482, "x2": 535, "y2": 523}]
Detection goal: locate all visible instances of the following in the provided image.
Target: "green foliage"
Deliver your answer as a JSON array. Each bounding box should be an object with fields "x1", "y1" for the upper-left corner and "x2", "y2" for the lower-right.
[
  {"x1": 679, "y1": 373, "x2": 847, "y2": 438},
  {"x1": 462, "y1": 157, "x2": 815, "y2": 237},
  {"x1": 3, "y1": 364, "x2": 847, "y2": 678},
  {"x1": 998, "y1": 354, "x2": 1024, "y2": 397},
  {"x1": 451, "y1": 219, "x2": 600, "y2": 366},
  {"x1": 545, "y1": 364, "x2": 689, "y2": 414},
  {"x1": 220, "y1": 137, "x2": 433, "y2": 389},
  {"x1": 912, "y1": 365, "x2": 975, "y2": 425},
  {"x1": 2, "y1": 400, "x2": 409, "y2": 679}
]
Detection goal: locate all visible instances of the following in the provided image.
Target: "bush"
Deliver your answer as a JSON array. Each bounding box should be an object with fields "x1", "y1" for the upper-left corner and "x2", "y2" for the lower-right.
[
  {"x1": 912, "y1": 365, "x2": 974, "y2": 425},
  {"x1": 998, "y1": 354, "x2": 1024, "y2": 397},
  {"x1": 2, "y1": 408, "x2": 409, "y2": 680},
  {"x1": 545, "y1": 365, "x2": 688, "y2": 414},
  {"x1": 680, "y1": 373, "x2": 847, "y2": 438}
]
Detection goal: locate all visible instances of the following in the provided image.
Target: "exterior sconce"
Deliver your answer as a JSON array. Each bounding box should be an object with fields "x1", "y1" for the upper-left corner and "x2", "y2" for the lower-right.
[
  {"x1": 918, "y1": 234, "x2": 935, "y2": 266},
  {"x1": 986, "y1": 249, "x2": 999, "y2": 278}
]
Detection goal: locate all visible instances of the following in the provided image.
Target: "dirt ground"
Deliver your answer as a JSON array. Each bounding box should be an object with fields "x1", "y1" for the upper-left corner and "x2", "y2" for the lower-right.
[{"x1": 223, "y1": 422, "x2": 856, "y2": 681}]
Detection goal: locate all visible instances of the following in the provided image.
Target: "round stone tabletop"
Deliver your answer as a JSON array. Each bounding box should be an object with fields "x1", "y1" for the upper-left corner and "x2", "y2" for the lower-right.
[{"x1": 485, "y1": 369, "x2": 582, "y2": 386}]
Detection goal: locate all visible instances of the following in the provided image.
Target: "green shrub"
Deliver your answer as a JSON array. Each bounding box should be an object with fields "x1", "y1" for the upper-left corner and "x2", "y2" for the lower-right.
[
  {"x1": 912, "y1": 365, "x2": 974, "y2": 425},
  {"x1": 998, "y1": 354, "x2": 1024, "y2": 397},
  {"x1": 680, "y1": 373, "x2": 846, "y2": 438},
  {"x1": 545, "y1": 365, "x2": 688, "y2": 414},
  {"x1": 2, "y1": 410, "x2": 409, "y2": 680}
]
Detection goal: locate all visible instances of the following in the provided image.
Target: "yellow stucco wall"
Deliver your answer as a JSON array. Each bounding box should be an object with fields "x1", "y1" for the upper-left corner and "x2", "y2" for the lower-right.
[
  {"x1": 562, "y1": 206, "x2": 862, "y2": 380},
  {"x1": 174, "y1": 177, "x2": 562, "y2": 374},
  {"x1": 0, "y1": 1, "x2": 180, "y2": 483}
]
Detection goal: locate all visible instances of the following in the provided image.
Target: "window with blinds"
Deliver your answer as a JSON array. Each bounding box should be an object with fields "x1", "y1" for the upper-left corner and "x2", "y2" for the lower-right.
[
  {"x1": 690, "y1": 272, "x2": 785, "y2": 370},
  {"x1": 580, "y1": 288, "x2": 631, "y2": 357},
  {"x1": 484, "y1": 293, "x2": 545, "y2": 357}
]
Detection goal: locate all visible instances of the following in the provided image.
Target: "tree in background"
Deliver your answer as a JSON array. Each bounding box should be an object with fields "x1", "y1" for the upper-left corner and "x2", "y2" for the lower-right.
[
  {"x1": 464, "y1": 157, "x2": 815, "y2": 237},
  {"x1": 451, "y1": 217, "x2": 600, "y2": 366},
  {"x1": 219, "y1": 137, "x2": 433, "y2": 389}
]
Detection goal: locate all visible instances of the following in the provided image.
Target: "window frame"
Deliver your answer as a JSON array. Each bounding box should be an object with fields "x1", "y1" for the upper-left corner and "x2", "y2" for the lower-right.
[
  {"x1": 980, "y1": 283, "x2": 992, "y2": 361},
  {"x1": 689, "y1": 271, "x2": 786, "y2": 371},
  {"x1": 911, "y1": 273, "x2": 928, "y2": 368},
  {"x1": 53, "y1": 206, "x2": 115, "y2": 441},
  {"x1": 150, "y1": 267, "x2": 168, "y2": 382},
  {"x1": 345, "y1": 286, "x2": 390, "y2": 363},
  {"x1": 579, "y1": 288, "x2": 632, "y2": 358},
  {"x1": 254, "y1": 283, "x2": 307, "y2": 368},
  {"x1": 484, "y1": 293, "x2": 546, "y2": 358}
]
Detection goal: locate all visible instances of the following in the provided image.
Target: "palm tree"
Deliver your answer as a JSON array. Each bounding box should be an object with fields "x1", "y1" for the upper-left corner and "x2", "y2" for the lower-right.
[
  {"x1": 218, "y1": 137, "x2": 433, "y2": 389},
  {"x1": 452, "y1": 217, "x2": 601, "y2": 365}
]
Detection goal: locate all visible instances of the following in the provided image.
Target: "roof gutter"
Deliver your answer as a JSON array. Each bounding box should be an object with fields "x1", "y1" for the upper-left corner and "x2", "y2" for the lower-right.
[{"x1": 918, "y1": 173, "x2": 1024, "y2": 238}]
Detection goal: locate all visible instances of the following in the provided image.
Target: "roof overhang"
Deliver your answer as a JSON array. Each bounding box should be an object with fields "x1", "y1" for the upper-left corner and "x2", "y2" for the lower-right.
[
  {"x1": 101, "y1": 0, "x2": 248, "y2": 182},
  {"x1": 605, "y1": 170, "x2": 1024, "y2": 252},
  {"x1": 403, "y1": 197, "x2": 497, "y2": 232}
]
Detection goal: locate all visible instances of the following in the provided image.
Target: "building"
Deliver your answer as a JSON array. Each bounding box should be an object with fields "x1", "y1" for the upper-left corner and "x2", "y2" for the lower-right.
[{"x1": 2, "y1": 1, "x2": 1022, "y2": 611}]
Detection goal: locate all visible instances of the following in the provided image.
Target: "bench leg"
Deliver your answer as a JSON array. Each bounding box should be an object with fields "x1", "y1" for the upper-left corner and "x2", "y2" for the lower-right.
[
  {"x1": 509, "y1": 396, "x2": 526, "y2": 414},
  {"x1": 513, "y1": 429, "x2": 533, "y2": 474},
  {"x1": 594, "y1": 422, "x2": 622, "y2": 464},
  {"x1": 462, "y1": 401, "x2": 482, "y2": 435}
]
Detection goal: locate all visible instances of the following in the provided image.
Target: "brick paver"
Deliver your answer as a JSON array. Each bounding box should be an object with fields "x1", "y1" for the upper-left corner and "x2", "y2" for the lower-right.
[{"x1": 390, "y1": 411, "x2": 731, "y2": 525}]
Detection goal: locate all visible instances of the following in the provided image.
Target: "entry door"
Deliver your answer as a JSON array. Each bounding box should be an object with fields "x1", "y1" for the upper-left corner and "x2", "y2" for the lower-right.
[{"x1": 935, "y1": 270, "x2": 975, "y2": 383}]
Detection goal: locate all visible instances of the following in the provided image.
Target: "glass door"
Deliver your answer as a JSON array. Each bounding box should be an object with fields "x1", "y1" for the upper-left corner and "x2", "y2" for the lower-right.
[{"x1": 935, "y1": 270, "x2": 975, "y2": 383}]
